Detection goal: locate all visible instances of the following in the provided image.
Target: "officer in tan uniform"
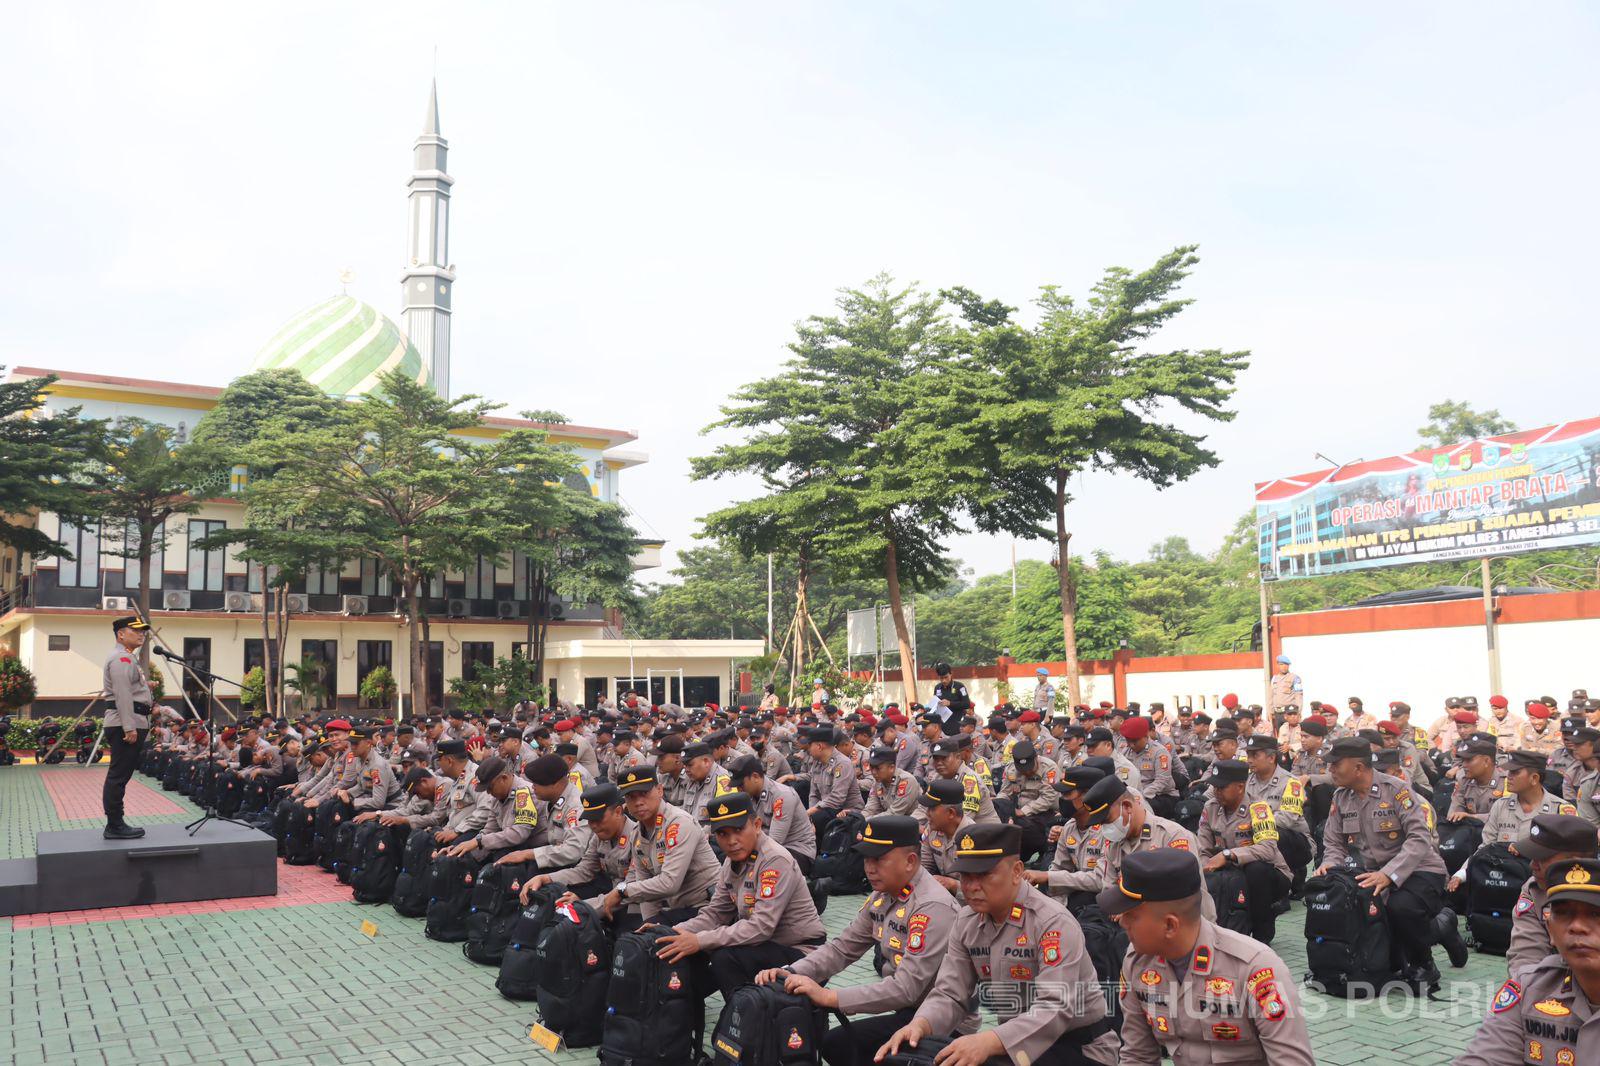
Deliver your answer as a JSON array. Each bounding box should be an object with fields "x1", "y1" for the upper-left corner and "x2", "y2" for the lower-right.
[
  {"x1": 661, "y1": 790, "x2": 824, "y2": 1005},
  {"x1": 1034, "y1": 765, "x2": 1109, "y2": 900},
  {"x1": 1449, "y1": 750, "x2": 1577, "y2": 891},
  {"x1": 877, "y1": 822, "x2": 1121, "y2": 1066},
  {"x1": 1287, "y1": 718, "x2": 1331, "y2": 782},
  {"x1": 1071, "y1": 774, "x2": 1217, "y2": 921},
  {"x1": 1505, "y1": 814, "x2": 1599, "y2": 978},
  {"x1": 1345, "y1": 697, "x2": 1379, "y2": 735},
  {"x1": 1517, "y1": 701, "x2": 1565, "y2": 758},
  {"x1": 762, "y1": 815, "x2": 963, "y2": 1066},
  {"x1": 919, "y1": 778, "x2": 976, "y2": 890},
  {"x1": 1316, "y1": 736, "x2": 1466, "y2": 990},
  {"x1": 1197, "y1": 760, "x2": 1292, "y2": 943},
  {"x1": 999, "y1": 739, "x2": 1059, "y2": 862},
  {"x1": 600, "y1": 765, "x2": 719, "y2": 923},
  {"x1": 1112, "y1": 850, "x2": 1315, "y2": 1066},
  {"x1": 525, "y1": 783, "x2": 638, "y2": 909},
  {"x1": 1453, "y1": 857, "x2": 1600, "y2": 1066},
  {"x1": 1448, "y1": 737, "x2": 1508, "y2": 822},
  {"x1": 864, "y1": 744, "x2": 923, "y2": 818},
  {"x1": 405, "y1": 740, "x2": 483, "y2": 842},
  {"x1": 727, "y1": 755, "x2": 816, "y2": 874},
  {"x1": 489, "y1": 753, "x2": 587, "y2": 871},
  {"x1": 1483, "y1": 694, "x2": 1522, "y2": 751},
  {"x1": 930, "y1": 737, "x2": 999, "y2": 824},
  {"x1": 1568, "y1": 726, "x2": 1600, "y2": 827},
  {"x1": 1242, "y1": 735, "x2": 1312, "y2": 885},
  {"x1": 101, "y1": 615, "x2": 154, "y2": 839},
  {"x1": 1267, "y1": 656, "x2": 1302, "y2": 716},
  {"x1": 440, "y1": 756, "x2": 538, "y2": 862},
  {"x1": 1124, "y1": 717, "x2": 1180, "y2": 819}
]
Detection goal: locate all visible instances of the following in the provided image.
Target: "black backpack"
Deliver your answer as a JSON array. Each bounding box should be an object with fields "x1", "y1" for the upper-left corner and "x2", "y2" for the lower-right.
[
  {"x1": 1174, "y1": 793, "x2": 1207, "y2": 833},
  {"x1": 281, "y1": 802, "x2": 321, "y2": 866},
  {"x1": 1302, "y1": 868, "x2": 1394, "y2": 997},
  {"x1": 599, "y1": 926, "x2": 700, "y2": 1066},
  {"x1": 1206, "y1": 866, "x2": 1253, "y2": 935},
  {"x1": 332, "y1": 820, "x2": 363, "y2": 883},
  {"x1": 812, "y1": 811, "x2": 868, "y2": 894},
  {"x1": 423, "y1": 852, "x2": 479, "y2": 942},
  {"x1": 711, "y1": 984, "x2": 828, "y2": 1066},
  {"x1": 465, "y1": 860, "x2": 538, "y2": 965},
  {"x1": 314, "y1": 801, "x2": 351, "y2": 871},
  {"x1": 390, "y1": 829, "x2": 438, "y2": 917},
  {"x1": 534, "y1": 899, "x2": 615, "y2": 1048},
  {"x1": 497, "y1": 885, "x2": 562, "y2": 1000},
  {"x1": 1467, "y1": 842, "x2": 1532, "y2": 955},
  {"x1": 1070, "y1": 903, "x2": 1128, "y2": 1030},
  {"x1": 351, "y1": 823, "x2": 404, "y2": 904},
  {"x1": 878, "y1": 1036, "x2": 953, "y2": 1066}
]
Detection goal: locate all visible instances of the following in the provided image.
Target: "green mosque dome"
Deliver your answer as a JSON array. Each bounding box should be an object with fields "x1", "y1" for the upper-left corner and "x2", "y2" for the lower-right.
[{"x1": 249, "y1": 295, "x2": 432, "y2": 398}]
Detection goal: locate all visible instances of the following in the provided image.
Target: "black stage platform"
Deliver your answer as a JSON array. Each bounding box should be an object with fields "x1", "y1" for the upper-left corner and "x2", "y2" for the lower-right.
[{"x1": 0, "y1": 822, "x2": 278, "y2": 917}]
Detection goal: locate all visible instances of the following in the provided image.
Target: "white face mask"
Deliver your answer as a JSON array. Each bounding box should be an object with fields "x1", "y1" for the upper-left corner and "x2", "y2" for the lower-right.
[{"x1": 1099, "y1": 811, "x2": 1130, "y2": 843}]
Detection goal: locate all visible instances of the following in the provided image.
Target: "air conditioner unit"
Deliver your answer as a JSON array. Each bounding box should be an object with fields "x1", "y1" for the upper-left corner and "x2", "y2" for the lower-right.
[
  {"x1": 163, "y1": 590, "x2": 191, "y2": 610},
  {"x1": 101, "y1": 596, "x2": 132, "y2": 611},
  {"x1": 447, "y1": 597, "x2": 469, "y2": 618},
  {"x1": 342, "y1": 595, "x2": 369, "y2": 616},
  {"x1": 496, "y1": 600, "x2": 520, "y2": 619},
  {"x1": 284, "y1": 594, "x2": 310, "y2": 613},
  {"x1": 223, "y1": 591, "x2": 255, "y2": 613}
]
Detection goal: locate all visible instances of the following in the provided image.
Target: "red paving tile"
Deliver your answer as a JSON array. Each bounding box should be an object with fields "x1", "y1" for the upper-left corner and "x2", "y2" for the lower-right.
[
  {"x1": 10, "y1": 860, "x2": 350, "y2": 930},
  {"x1": 41, "y1": 765, "x2": 185, "y2": 820}
]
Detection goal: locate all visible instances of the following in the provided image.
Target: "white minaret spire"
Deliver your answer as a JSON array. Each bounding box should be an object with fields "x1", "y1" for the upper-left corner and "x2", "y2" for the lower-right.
[{"x1": 402, "y1": 79, "x2": 454, "y2": 397}]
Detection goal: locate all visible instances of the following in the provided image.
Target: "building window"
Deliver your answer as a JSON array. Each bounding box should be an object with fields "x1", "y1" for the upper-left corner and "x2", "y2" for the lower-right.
[
  {"x1": 57, "y1": 520, "x2": 101, "y2": 588},
  {"x1": 511, "y1": 550, "x2": 529, "y2": 601},
  {"x1": 48, "y1": 634, "x2": 70, "y2": 651},
  {"x1": 360, "y1": 559, "x2": 392, "y2": 597},
  {"x1": 461, "y1": 554, "x2": 495, "y2": 600},
  {"x1": 304, "y1": 560, "x2": 341, "y2": 596},
  {"x1": 357, "y1": 640, "x2": 392, "y2": 692},
  {"x1": 244, "y1": 638, "x2": 280, "y2": 676},
  {"x1": 122, "y1": 520, "x2": 163, "y2": 592},
  {"x1": 511, "y1": 642, "x2": 531, "y2": 660},
  {"x1": 246, "y1": 562, "x2": 282, "y2": 594},
  {"x1": 461, "y1": 641, "x2": 495, "y2": 680},
  {"x1": 186, "y1": 519, "x2": 226, "y2": 592}
]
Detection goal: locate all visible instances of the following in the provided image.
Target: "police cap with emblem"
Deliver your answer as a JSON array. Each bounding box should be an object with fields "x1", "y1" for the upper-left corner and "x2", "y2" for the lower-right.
[
  {"x1": 1011, "y1": 739, "x2": 1037, "y2": 769},
  {"x1": 475, "y1": 756, "x2": 509, "y2": 784},
  {"x1": 705, "y1": 789, "x2": 755, "y2": 829},
  {"x1": 929, "y1": 737, "x2": 962, "y2": 758},
  {"x1": 1326, "y1": 736, "x2": 1373, "y2": 764},
  {"x1": 581, "y1": 782, "x2": 625, "y2": 819},
  {"x1": 1080, "y1": 775, "x2": 1129, "y2": 825},
  {"x1": 1515, "y1": 813, "x2": 1597, "y2": 862},
  {"x1": 1054, "y1": 765, "x2": 1105, "y2": 795},
  {"x1": 948, "y1": 822, "x2": 1023, "y2": 873},
  {"x1": 868, "y1": 744, "x2": 898, "y2": 767},
  {"x1": 1098, "y1": 848, "x2": 1201, "y2": 916},
  {"x1": 1456, "y1": 737, "x2": 1498, "y2": 759},
  {"x1": 617, "y1": 764, "x2": 658, "y2": 794},
  {"x1": 726, "y1": 754, "x2": 764, "y2": 783},
  {"x1": 853, "y1": 814, "x2": 920, "y2": 857},
  {"x1": 1575, "y1": 726, "x2": 1600, "y2": 746},
  {"x1": 1203, "y1": 759, "x2": 1250, "y2": 788},
  {"x1": 1505, "y1": 749, "x2": 1549, "y2": 773},
  {"x1": 1244, "y1": 734, "x2": 1278, "y2": 753},
  {"x1": 918, "y1": 777, "x2": 965, "y2": 808},
  {"x1": 683, "y1": 741, "x2": 712, "y2": 761},
  {"x1": 1085, "y1": 727, "x2": 1114, "y2": 747},
  {"x1": 111, "y1": 615, "x2": 150, "y2": 634},
  {"x1": 1545, "y1": 858, "x2": 1600, "y2": 907}
]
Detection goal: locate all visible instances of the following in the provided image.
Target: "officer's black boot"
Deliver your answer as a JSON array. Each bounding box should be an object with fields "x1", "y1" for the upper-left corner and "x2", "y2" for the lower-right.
[
  {"x1": 104, "y1": 821, "x2": 145, "y2": 840},
  {"x1": 1434, "y1": 908, "x2": 1469, "y2": 968}
]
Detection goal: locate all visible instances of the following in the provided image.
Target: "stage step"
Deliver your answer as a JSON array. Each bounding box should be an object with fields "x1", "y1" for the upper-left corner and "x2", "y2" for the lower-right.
[{"x1": 1, "y1": 822, "x2": 277, "y2": 917}]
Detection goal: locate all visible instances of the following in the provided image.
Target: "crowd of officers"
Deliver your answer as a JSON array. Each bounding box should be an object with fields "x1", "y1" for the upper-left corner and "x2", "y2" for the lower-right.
[{"x1": 132, "y1": 664, "x2": 1600, "y2": 1066}]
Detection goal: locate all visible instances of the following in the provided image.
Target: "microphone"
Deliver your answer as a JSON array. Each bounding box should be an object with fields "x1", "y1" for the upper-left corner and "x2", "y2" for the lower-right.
[{"x1": 152, "y1": 647, "x2": 186, "y2": 663}]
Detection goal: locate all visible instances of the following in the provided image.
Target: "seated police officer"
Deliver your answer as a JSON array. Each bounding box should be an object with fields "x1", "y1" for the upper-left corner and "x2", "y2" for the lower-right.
[
  {"x1": 918, "y1": 777, "x2": 976, "y2": 895},
  {"x1": 864, "y1": 744, "x2": 923, "y2": 818},
  {"x1": 758, "y1": 814, "x2": 962, "y2": 1066},
  {"x1": 877, "y1": 823, "x2": 1120, "y2": 1066},
  {"x1": 599, "y1": 765, "x2": 720, "y2": 925},
  {"x1": 1506, "y1": 813, "x2": 1600, "y2": 977},
  {"x1": 656, "y1": 790, "x2": 825, "y2": 1006},
  {"x1": 999, "y1": 740, "x2": 1059, "y2": 864},
  {"x1": 1112, "y1": 850, "x2": 1315, "y2": 1066},
  {"x1": 1072, "y1": 774, "x2": 1216, "y2": 921},
  {"x1": 1453, "y1": 856, "x2": 1600, "y2": 1066},
  {"x1": 522, "y1": 782, "x2": 637, "y2": 905},
  {"x1": 1449, "y1": 749, "x2": 1577, "y2": 893},
  {"x1": 727, "y1": 754, "x2": 816, "y2": 875},
  {"x1": 439, "y1": 756, "x2": 538, "y2": 863},
  {"x1": 1031, "y1": 765, "x2": 1109, "y2": 905},
  {"x1": 1315, "y1": 735, "x2": 1467, "y2": 991},
  {"x1": 1196, "y1": 759, "x2": 1293, "y2": 943}
]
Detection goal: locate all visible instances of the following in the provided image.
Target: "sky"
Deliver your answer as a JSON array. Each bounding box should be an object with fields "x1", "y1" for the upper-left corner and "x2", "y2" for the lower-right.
[{"x1": 4, "y1": 2, "x2": 1598, "y2": 585}]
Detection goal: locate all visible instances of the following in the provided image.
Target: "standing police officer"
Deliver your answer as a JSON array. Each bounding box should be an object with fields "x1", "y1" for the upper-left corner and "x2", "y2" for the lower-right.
[{"x1": 102, "y1": 615, "x2": 153, "y2": 839}]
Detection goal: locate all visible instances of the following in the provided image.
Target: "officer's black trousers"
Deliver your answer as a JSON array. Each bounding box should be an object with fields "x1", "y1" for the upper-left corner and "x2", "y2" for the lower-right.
[
  {"x1": 1386, "y1": 870, "x2": 1446, "y2": 969},
  {"x1": 1243, "y1": 861, "x2": 1291, "y2": 943},
  {"x1": 790, "y1": 849, "x2": 814, "y2": 877},
  {"x1": 698, "y1": 941, "x2": 807, "y2": 1003},
  {"x1": 820, "y1": 1007, "x2": 916, "y2": 1066},
  {"x1": 1278, "y1": 828, "x2": 1312, "y2": 892},
  {"x1": 810, "y1": 807, "x2": 842, "y2": 836},
  {"x1": 1148, "y1": 793, "x2": 1179, "y2": 821},
  {"x1": 103, "y1": 728, "x2": 147, "y2": 825}
]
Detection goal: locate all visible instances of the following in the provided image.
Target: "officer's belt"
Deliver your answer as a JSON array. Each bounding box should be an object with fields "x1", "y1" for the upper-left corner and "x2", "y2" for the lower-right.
[
  {"x1": 1059, "y1": 1016, "x2": 1113, "y2": 1045},
  {"x1": 132, "y1": 703, "x2": 151, "y2": 713}
]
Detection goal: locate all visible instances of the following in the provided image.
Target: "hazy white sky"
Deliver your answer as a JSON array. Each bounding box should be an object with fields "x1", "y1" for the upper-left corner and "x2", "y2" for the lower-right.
[{"x1": 4, "y1": 3, "x2": 1597, "y2": 583}]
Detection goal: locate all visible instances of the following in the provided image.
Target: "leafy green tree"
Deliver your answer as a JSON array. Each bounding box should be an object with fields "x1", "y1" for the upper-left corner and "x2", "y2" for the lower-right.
[
  {"x1": 951, "y1": 247, "x2": 1248, "y2": 703},
  {"x1": 0, "y1": 369, "x2": 106, "y2": 562},
  {"x1": 693, "y1": 276, "x2": 1029, "y2": 701},
  {"x1": 1417, "y1": 400, "x2": 1517, "y2": 449},
  {"x1": 357, "y1": 665, "x2": 397, "y2": 709},
  {"x1": 914, "y1": 570, "x2": 1016, "y2": 666},
  {"x1": 241, "y1": 371, "x2": 559, "y2": 713},
  {"x1": 1001, "y1": 554, "x2": 1136, "y2": 664},
  {"x1": 94, "y1": 420, "x2": 221, "y2": 670}
]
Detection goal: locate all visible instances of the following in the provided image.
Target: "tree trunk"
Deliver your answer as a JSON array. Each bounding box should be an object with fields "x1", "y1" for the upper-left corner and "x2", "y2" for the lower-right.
[
  {"x1": 274, "y1": 586, "x2": 290, "y2": 717},
  {"x1": 136, "y1": 519, "x2": 154, "y2": 674},
  {"x1": 883, "y1": 533, "x2": 918, "y2": 704},
  {"x1": 1054, "y1": 470, "x2": 1082, "y2": 706},
  {"x1": 531, "y1": 563, "x2": 548, "y2": 692},
  {"x1": 260, "y1": 582, "x2": 275, "y2": 716},
  {"x1": 405, "y1": 566, "x2": 425, "y2": 718}
]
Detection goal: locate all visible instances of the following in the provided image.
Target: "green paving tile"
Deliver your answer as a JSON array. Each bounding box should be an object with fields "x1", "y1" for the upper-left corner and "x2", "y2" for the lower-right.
[{"x1": 1, "y1": 764, "x2": 1509, "y2": 1064}]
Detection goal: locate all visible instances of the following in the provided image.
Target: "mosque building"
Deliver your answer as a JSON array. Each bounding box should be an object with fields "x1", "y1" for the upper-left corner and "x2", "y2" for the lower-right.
[{"x1": 0, "y1": 84, "x2": 760, "y2": 717}]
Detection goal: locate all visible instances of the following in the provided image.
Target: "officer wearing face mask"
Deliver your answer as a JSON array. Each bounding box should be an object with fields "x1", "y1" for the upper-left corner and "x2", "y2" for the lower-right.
[{"x1": 1076, "y1": 774, "x2": 1216, "y2": 921}]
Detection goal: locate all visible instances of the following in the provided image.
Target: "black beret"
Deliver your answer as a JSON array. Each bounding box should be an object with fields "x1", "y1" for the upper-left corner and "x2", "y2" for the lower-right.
[{"x1": 527, "y1": 753, "x2": 569, "y2": 786}]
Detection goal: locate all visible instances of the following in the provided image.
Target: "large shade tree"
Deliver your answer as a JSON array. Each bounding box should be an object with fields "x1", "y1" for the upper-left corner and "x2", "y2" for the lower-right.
[{"x1": 0, "y1": 369, "x2": 106, "y2": 564}]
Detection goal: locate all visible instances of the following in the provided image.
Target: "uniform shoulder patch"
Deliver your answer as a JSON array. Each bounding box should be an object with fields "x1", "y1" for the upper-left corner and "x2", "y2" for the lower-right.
[
  {"x1": 1559, "y1": 803, "x2": 1577, "y2": 816},
  {"x1": 1491, "y1": 979, "x2": 1521, "y2": 1013},
  {"x1": 896, "y1": 779, "x2": 908, "y2": 797},
  {"x1": 758, "y1": 867, "x2": 780, "y2": 899},
  {"x1": 666, "y1": 822, "x2": 680, "y2": 849},
  {"x1": 1168, "y1": 836, "x2": 1191, "y2": 851}
]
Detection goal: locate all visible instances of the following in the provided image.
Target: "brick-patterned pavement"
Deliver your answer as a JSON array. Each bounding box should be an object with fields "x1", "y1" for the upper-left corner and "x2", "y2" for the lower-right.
[
  {"x1": 41, "y1": 765, "x2": 186, "y2": 822},
  {"x1": 0, "y1": 764, "x2": 1503, "y2": 1065}
]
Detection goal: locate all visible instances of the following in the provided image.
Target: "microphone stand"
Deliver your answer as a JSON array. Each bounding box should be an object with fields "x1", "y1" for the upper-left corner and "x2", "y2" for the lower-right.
[{"x1": 132, "y1": 605, "x2": 250, "y2": 836}]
